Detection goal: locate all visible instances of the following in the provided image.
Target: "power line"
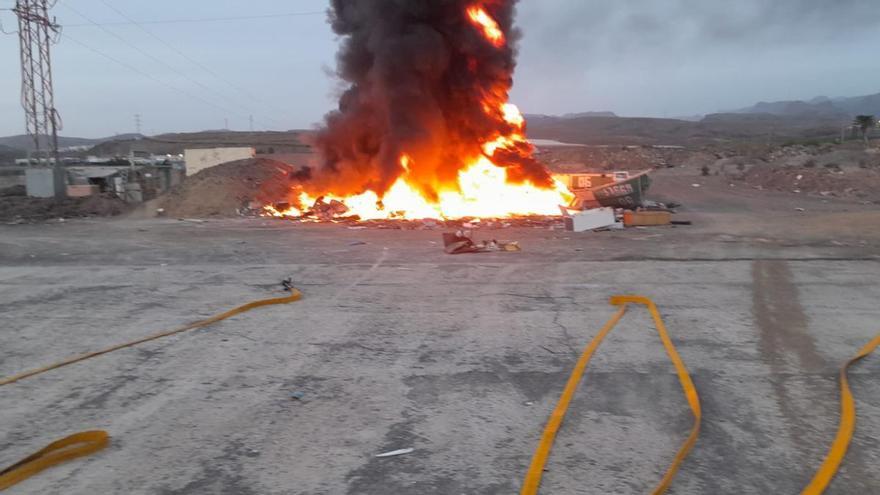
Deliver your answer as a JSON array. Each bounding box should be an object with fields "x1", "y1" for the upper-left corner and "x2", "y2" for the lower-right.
[
  {"x1": 61, "y1": 32, "x2": 261, "y2": 124},
  {"x1": 58, "y1": 0, "x2": 283, "y2": 129},
  {"x1": 95, "y1": 0, "x2": 280, "y2": 122},
  {"x1": 63, "y1": 11, "x2": 325, "y2": 27}
]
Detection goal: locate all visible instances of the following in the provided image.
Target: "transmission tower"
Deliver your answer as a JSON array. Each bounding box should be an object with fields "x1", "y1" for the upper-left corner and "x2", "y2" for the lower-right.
[
  {"x1": 13, "y1": 0, "x2": 65, "y2": 198},
  {"x1": 134, "y1": 113, "x2": 142, "y2": 134}
]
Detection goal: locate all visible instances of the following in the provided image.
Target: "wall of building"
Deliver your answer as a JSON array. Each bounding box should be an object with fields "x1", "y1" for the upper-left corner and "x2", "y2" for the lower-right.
[
  {"x1": 25, "y1": 168, "x2": 58, "y2": 198},
  {"x1": 184, "y1": 147, "x2": 255, "y2": 176}
]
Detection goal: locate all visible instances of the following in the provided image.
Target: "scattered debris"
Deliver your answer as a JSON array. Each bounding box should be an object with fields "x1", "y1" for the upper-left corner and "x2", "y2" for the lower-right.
[
  {"x1": 795, "y1": 207, "x2": 805, "y2": 212},
  {"x1": 290, "y1": 391, "x2": 305, "y2": 400},
  {"x1": 742, "y1": 164, "x2": 880, "y2": 202},
  {"x1": 348, "y1": 241, "x2": 367, "y2": 246},
  {"x1": 312, "y1": 197, "x2": 351, "y2": 220},
  {"x1": 442, "y1": 231, "x2": 520, "y2": 254},
  {"x1": 641, "y1": 199, "x2": 677, "y2": 212},
  {"x1": 375, "y1": 448, "x2": 414, "y2": 458},
  {"x1": 0, "y1": 192, "x2": 130, "y2": 223},
  {"x1": 623, "y1": 210, "x2": 671, "y2": 227},
  {"x1": 281, "y1": 278, "x2": 295, "y2": 291},
  {"x1": 562, "y1": 207, "x2": 617, "y2": 232},
  {"x1": 671, "y1": 220, "x2": 693, "y2": 226}
]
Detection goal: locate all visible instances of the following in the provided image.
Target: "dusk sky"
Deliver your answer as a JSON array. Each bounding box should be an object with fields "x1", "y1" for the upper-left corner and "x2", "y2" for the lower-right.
[{"x1": 1, "y1": 0, "x2": 878, "y2": 137}]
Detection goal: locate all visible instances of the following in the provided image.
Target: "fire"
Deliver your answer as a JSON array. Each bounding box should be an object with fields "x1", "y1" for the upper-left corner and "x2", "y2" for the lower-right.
[
  {"x1": 268, "y1": 95, "x2": 572, "y2": 221},
  {"x1": 278, "y1": 1, "x2": 572, "y2": 222},
  {"x1": 267, "y1": 157, "x2": 572, "y2": 220},
  {"x1": 466, "y1": 5, "x2": 505, "y2": 47}
]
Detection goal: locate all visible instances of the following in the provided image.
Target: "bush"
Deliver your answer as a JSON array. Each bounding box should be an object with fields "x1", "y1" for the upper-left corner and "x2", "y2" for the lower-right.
[{"x1": 803, "y1": 159, "x2": 816, "y2": 168}]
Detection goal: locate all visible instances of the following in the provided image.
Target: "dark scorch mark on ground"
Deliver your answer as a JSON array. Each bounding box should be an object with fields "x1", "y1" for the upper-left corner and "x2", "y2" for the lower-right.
[{"x1": 751, "y1": 259, "x2": 875, "y2": 490}]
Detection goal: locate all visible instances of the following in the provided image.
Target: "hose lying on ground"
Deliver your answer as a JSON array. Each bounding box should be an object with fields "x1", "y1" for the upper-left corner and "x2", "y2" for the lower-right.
[{"x1": 0, "y1": 288, "x2": 302, "y2": 491}]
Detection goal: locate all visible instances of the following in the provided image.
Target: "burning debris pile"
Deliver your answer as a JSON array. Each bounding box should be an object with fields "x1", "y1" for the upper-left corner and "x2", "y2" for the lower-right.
[{"x1": 270, "y1": 0, "x2": 572, "y2": 221}]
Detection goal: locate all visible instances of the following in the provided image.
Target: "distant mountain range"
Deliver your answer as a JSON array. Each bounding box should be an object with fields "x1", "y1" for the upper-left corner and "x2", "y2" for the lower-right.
[
  {"x1": 522, "y1": 92, "x2": 879, "y2": 146},
  {"x1": 0, "y1": 134, "x2": 144, "y2": 153},
  {"x1": 1, "y1": 92, "x2": 876, "y2": 159},
  {"x1": 731, "y1": 92, "x2": 880, "y2": 118},
  {"x1": 525, "y1": 111, "x2": 617, "y2": 121}
]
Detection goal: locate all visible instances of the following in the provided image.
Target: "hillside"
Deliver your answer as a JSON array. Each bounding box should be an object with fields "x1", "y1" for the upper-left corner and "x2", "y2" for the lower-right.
[
  {"x1": 0, "y1": 144, "x2": 21, "y2": 162},
  {"x1": 525, "y1": 112, "x2": 848, "y2": 146},
  {"x1": 87, "y1": 130, "x2": 312, "y2": 156},
  {"x1": 733, "y1": 92, "x2": 880, "y2": 118},
  {"x1": 0, "y1": 135, "x2": 103, "y2": 152}
]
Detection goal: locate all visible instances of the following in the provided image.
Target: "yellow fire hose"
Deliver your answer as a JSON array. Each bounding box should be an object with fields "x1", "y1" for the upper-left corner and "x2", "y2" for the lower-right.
[
  {"x1": 520, "y1": 295, "x2": 701, "y2": 495},
  {"x1": 0, "y1": 288, "x2": 302, "y2": 492},
  {"x1": 519, "y1": 295, "x2": 880, "y2": 495},
  {"x1": 1, "y1": 289, "x2": 875, "y2": 493},
  {"x1": 801, "y1": 333, "x2": 880, "y2": 495}
]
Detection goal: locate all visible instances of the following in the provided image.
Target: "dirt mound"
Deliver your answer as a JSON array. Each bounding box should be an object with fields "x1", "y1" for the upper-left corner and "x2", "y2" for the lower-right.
[
  {"x1": 743, "y1": 164, "x2": 880, "y2": 202},
  {"x1": 0, "y1": 184, "x2": 26, "y2": 197},
  {"x1": 725, "y1": 143, "x2": 880, "y2": 202},
  {"x1": 156, "y1": 158, "x2": 296, "y2": 217},
  {"x1": 1, "y1": 192, "x2": 130, "y2": 223}
]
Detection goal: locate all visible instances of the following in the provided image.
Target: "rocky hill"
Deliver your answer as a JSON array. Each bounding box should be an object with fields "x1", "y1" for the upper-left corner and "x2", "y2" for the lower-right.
[
  {"x1": 525, "y1": 112, "x2": 847, "y2": 146},
  {"x1": 86, "y1": 131, "x2": 312, "y2": 157},
  {"x1": 732, "y1": 92, "x2": 880, "y2": 118}
]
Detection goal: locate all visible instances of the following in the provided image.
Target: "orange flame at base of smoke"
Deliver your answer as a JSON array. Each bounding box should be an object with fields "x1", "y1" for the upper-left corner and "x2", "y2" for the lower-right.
[
  {"x1": 266, "y1": 101, "x2": 573, "y2": 221},
  {"x1": 265, "y1": 156, "x2": 572, "y2": 221}
]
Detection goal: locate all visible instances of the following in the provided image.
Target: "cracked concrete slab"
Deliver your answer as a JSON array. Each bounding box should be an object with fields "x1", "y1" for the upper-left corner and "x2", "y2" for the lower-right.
[{"x1": 0, "y1": 218, "x2": 878, "y2": 494}]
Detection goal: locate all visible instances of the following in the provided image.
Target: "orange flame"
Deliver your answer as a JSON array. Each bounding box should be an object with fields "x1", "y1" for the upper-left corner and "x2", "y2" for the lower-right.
[
  {"x1": 266, "y1": 104, "x2": 573, "y2": 221},
  {"x1": 466, "y1": 5, "x2": 505, "y2": 47},
  {"x1": 265, "y1": 6, "x2": 572, "y2": 222},
  {"x1": 267, "y1": 163, "x2": 571, "y2": 220}
]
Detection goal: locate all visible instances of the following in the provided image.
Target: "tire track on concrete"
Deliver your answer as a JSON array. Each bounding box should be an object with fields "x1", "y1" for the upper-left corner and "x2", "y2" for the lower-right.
[{"x1": 751, "y1": 259, "x2": 873, "y2": 490}]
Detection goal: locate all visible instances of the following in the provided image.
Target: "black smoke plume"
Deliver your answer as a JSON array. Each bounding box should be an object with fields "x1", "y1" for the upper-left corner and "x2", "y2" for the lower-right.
[{"x1": 306, "y1": 0, "x2": 552, "y2": 202}]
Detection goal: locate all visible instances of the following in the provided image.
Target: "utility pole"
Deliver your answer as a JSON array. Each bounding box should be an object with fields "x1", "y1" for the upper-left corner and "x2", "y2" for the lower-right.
[
  {"x1": 134, "y1": 113, "x2": 142, "y2": 134},
  {"x1": 13, "y1": 0, "x2": 65, "y2": 198},
  {"x1": 249, "y1": 115, "x2": 254, "y2": 132}
]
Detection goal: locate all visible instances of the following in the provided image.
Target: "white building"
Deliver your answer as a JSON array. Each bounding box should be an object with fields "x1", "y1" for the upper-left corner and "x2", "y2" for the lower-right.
[{"x1": 184, "y1": 147, "x2": 255, "y2": 176}]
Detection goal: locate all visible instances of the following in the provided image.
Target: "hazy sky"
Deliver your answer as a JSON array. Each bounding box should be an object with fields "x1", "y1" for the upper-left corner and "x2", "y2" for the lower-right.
[{"x1": 1, "y1": 0, "x2": 878, "y2": 137}]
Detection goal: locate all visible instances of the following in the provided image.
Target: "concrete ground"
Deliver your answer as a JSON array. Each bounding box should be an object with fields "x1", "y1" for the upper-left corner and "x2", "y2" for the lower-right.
[{"x1": 1, "y1": 175, "x2": 879, "y2": 494}]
